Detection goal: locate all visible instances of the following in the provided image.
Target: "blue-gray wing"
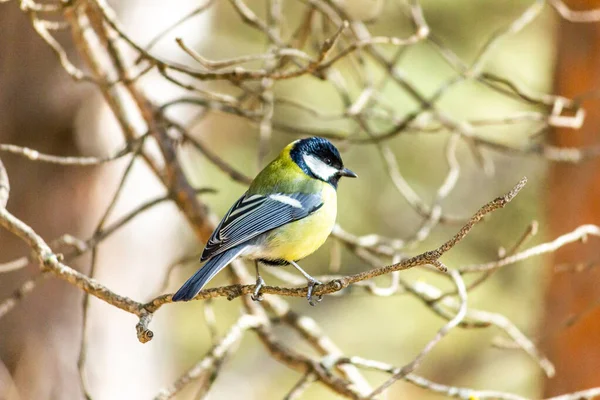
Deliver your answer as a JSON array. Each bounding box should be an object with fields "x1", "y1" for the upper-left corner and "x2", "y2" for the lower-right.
[{"x1": 201, "y1": 192, "x2": 323, "y2": 261}]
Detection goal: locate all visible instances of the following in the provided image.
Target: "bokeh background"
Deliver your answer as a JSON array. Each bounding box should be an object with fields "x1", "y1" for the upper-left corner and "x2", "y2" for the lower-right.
[{"x1": 1, "y1": 0, "x2": 599, "y2": 399}]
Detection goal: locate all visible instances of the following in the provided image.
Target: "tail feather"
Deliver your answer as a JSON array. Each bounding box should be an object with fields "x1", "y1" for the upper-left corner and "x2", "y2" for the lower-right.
[{"x1": 172, "y1": 246, "x2": 244, "y2": 301}]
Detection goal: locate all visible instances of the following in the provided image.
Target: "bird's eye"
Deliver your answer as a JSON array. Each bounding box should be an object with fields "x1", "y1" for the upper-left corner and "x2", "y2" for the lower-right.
[{"x1": 324, "y1": 158, "x2": 332, "y2": 165}]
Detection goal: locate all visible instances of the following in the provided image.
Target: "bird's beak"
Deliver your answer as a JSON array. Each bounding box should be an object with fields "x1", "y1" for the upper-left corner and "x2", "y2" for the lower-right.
[{"x1": 339, "y1": 168, "x2": 358, "y2": 178}]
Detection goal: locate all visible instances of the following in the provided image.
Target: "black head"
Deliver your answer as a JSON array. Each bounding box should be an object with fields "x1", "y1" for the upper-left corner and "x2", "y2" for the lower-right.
[{"x1": 289, "y1": 137, "x2": 357, "y2": 188}]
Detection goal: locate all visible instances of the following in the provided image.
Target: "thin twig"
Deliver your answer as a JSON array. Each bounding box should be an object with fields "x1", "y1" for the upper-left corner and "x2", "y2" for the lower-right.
[
  {"x1": 459, "y1": 224, "x2": 600, "y2": 273},
  {"x1": 283, "y1": 372, "x2": 317, "y2": 400},
  {"x1": 142, "y1": 0, "x2": 217, "y2": 55},
  {"x1": 0, "y1": 142, "x2": 133, "y2": 166},
  {"x1": 0, "y1": 156, "x2": 9, "y2": 208},
  {"x1": 550, "y1": 0, "x2": 600, "y2": 23},
  {"x1": 154, "y1": 314, "x2": 264, "y2": 400},
  {"x1": 368, "y1": 268, "x2": 468, "y2": 397}
]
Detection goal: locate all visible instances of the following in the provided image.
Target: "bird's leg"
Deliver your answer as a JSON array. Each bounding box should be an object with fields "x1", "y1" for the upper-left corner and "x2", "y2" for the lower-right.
[
  {"x1": 289, "y1": 261, "x2": 322, "y2": 306},
  {"x1": 251, "y1": 261, "x2": 265, "y2": 301}
]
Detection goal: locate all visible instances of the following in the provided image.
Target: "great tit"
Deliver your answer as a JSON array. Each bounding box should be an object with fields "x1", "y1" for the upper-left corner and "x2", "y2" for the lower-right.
[{"x1": 172, "y1": 136, "x2": 357, "y2": 305}]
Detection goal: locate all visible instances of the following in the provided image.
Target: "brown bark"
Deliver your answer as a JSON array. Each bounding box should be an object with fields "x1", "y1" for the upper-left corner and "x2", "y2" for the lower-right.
[{"x1": 544, "y1": 0, "x2": 600, "y2": 395}]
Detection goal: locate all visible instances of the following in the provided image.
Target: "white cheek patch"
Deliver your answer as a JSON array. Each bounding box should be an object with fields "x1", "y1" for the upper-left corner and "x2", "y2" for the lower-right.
[
  {"x1": 303, "y1": 154, "x2": 338, "y2": 181},
  {"x1": 269, "y1": 194, "x2": 302, "y2": 208}
]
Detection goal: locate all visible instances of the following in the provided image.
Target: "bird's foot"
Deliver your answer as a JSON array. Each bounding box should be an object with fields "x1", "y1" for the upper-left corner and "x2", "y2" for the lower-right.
[
  {"x1": 251, "y1": 275, "x2": 266, "y2": 302},
  {"x1": 307, "y1": 278, "x2": 323, "y2": 306}
]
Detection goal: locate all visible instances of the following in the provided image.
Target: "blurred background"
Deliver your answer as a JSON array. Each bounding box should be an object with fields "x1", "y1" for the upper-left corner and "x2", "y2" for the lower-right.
[{"x1": 1, "y1": 0, "x2": 600, "y2": 399}]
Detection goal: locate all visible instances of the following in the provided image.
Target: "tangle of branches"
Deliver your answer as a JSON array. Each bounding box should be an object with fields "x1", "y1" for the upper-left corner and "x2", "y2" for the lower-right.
[{"x1": 1, "y1": 0, "x2": 600, "y2": 399}]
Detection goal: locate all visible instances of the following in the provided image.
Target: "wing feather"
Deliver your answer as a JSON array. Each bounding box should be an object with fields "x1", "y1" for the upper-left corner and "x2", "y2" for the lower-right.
[{"x1": 201, "y1": 192, "x2": 322, "y2": 261}]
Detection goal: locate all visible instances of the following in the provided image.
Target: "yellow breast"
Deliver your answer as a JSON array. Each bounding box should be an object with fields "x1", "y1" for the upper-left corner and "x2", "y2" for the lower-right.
[{"x1": 260, "y1": 184, "x2": 337, "y2": 262}]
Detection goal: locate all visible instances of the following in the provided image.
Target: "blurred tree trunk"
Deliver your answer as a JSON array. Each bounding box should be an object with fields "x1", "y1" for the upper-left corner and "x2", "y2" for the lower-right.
[
  {"x1": 0, "y1": 6, "x2": 95, "y2": 400},
  {"x1": 544, "y1": 0, "x2": 600, "y2": 395},
  {"x1": 0, "y1": 4, "x2": 188, "y2": 398}
]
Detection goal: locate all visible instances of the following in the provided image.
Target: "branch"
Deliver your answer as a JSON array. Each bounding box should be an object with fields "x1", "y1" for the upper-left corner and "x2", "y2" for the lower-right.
[
  {"x1": 0, "y1": 176, "x2": 527, "y2": 345},
  {"x1": 549, "y1": 0, "x2": 600, "y2": 23},
  {"x1": 0, "y1": 156, "x2": 9, "y2": 208},
  {"x1": 0, "y1": 206, "x2": 149, "y2": 332},
  {"x1": 6, "y1": 1, "x2": 600, "y2": 398},
  {"x1": 154, "y1": 314, "x2": 264, "y2": 400},
  {"x1": 0, "y1": 142, "x2": 134, "y2": 166},
  {"x1": 459, "y1": 224, "x2": 600, "y2": 273},
  {"x1": 368, "y1": 269, "x2": 468, "y2": 397}
]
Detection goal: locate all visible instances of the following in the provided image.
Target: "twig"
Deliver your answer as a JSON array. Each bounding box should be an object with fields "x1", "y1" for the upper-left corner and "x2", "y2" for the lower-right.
[
  {"x1": 0, "y1": 143, "x2": 133, "y2": 166},
  {"x1": 0, "y1": 273, "x2": 49, "y2": 320},
  {"x1": 437, "y1": 220, "x2": 539, "y2": 301},
  {"x1": 203, "y1": 298, "x2": 219, "y2": 344},
  {"x1": 264, "y1": 297, "x2": 373, "y2": 395},
  {"x1": 28, "y1": 11, "x2": 92, "y2": 82},
  {"x1": 545, "y1": 387, "x2": 600, "y2": 400},
  {"x1": 0, "y1": 257, "x2": 29, "y2": 273},
  {"x1": 283, "y1": 372, "x2": 317, "y2": 400},
  {"x1": 154, "y1": 314, "x2": 264, "y2": 400},
  {"x1": 407, "y1": 133, "x2": 461, "y2": 244},
  {"x1": 154, "y1": 251, "x2": 202, "y2": 297},
  {"x1": 0, "y1": 206, "x2": 151, "y2": 339},
  {"x1": 549, "y1": 0, "x2": 600, "y2": 23},
  {"x1": 466, "y1": 0, "x2": 545, "y2": 77},
  {"x1": 459, "y1": 224, "x2": 600, "y2": 273},
  {"x1": 469, "y1": 307, "x2": 555, "y2": 377},
  {"x1": 368, "y1": 268, "x2": 468, "y2": 397},
  {"x1": 338, "y1": 356, "x2": 528, "y2": 400},
  {"x1": 400, "y1": 271, "x2": 554, "y2": 376},
  {"x1": 0, "y1": 156, "x2": 9, "y2": 208},
  {"x1": 176, "y1": 39, "x2": 312, "y2": 70},
  {"x1": 141, "y1": 0, "x2": 217, "y2": 56}
]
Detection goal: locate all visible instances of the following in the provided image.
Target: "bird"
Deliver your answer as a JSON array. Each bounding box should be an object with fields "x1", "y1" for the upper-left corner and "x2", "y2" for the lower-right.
[{"x1": 172, "y1": 136, "x2": 357, "y2": 305}]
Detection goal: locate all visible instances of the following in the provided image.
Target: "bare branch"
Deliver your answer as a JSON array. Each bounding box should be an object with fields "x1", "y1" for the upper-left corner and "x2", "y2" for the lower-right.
[
  {"x1": 466, "y1": 0, "x2": 545, "y2": 77},
  {"x1": 4, "y1": 1, "x2": 600, "y2": 398},
  {"x1": 0, "y1": 156, "x2": 9, "y2": 208},
  {"x1": 141, "y1": 0, "x2": 217, "y2": 55},
  {"x1": 0, "y1": 273, "x2": 48, "y2": 320},
  {"x1": 549, "y1": 0, "x2": 600, "y2": 23},
  {"x1": 0, "y1": 142, "x2": 134, "y2": 166},
  {"x1": 0, "y1": 177, "x2": 526, "y2": 342},
  {"x1": 283, "y1": 372, "x2": 317, "y2": 400},
  {"x1": 154, "y1": 314, "x2": 264, "y2": 400},
  {"x1": 338, "y1": 356, "x2": 528, "y2": 400},
  {"x1": 368, "y1": 269, "x2": 468, "y2": 397},
  {"x1": 460, "y1": 224, "x2": 600, "y2": 273}
]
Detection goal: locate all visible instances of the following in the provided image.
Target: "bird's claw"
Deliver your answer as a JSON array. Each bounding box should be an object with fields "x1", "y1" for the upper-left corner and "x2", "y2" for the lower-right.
[
  {"x1": 251, "y1": 275, "x2": 266, "y2": 302},
  {"x1": 307, "y1": 279, "x2": 323, "y2": 306}
]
